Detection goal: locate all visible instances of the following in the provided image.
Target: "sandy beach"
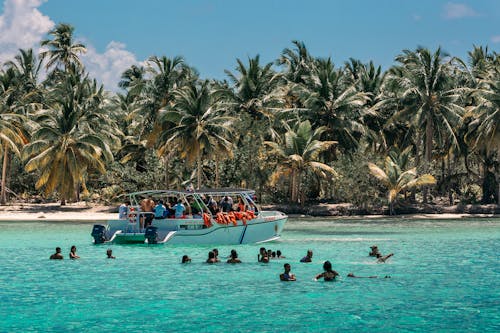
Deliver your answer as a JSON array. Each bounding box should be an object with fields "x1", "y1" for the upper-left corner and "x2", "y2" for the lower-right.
[
  {"x1": 0, "y1": 202, "x2": 116, "y2": 222},
  {"x1": 0, "y1": 202, "x2": 497, "y2": 222}
]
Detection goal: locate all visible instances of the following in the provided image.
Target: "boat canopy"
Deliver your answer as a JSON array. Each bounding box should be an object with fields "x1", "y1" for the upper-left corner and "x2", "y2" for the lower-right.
[
  {"x1": 125, "y1": 188, "x2": 255, "y2": 198},
  {"x1": 124, "y1": 188, "x2": 259, "y2": 211}
]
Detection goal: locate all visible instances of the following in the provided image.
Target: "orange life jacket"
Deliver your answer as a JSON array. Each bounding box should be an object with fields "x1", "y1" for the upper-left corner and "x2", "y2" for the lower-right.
[
  {"x1": 228, "y1": 212, "x2": 238, "y2": 226},
  {"x1": 234, "y1": 211, "x2": 247, "y2": 225},
  {"x1": 216, "y1": 212, "x2": 225, "y2": 224},
  {"x1": 203, "y1": 213, "x2": 212, "y2": 227},
  {"x1": 246, "y1": 210, "x2": 255, "y2": 220}
]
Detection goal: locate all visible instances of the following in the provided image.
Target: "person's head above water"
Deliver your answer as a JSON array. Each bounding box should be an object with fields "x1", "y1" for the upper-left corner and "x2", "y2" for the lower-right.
[{"x1": 323, "y1": 260, "x2": 333, "y2": 272}]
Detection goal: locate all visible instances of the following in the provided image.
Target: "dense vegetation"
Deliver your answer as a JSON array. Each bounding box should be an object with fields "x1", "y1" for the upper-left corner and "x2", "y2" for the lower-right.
[{"x1": 0, "y1": 23, "x2": 498, "y2": 209}]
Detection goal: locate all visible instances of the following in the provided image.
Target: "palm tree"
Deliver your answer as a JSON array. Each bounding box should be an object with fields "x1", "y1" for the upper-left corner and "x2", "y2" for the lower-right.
[
  {"x1": 40, "y1": 23, "x2": 87, "y2": 72},
  {"x1": 0, "y1": 91, "x2": 26, "y2": 204},
  {"x1": 368, "y1": 150, "x2": 436, "y2": 215},
  {"x1": 223, "y1": 55, "x2": 283, "y2": 188},
  {"x1": 380, "y1": 47, "x2": 463, "y2": 202},
  {"x1": 344, "y1": 59, "x2": 388, "y2": 152},
  {"x1": 23, "y1": 72, "x2": 113, "y2": 204},
  {"x1": 278, "y1": 40, "x2": 315, "y2": 85},
  {"x1": 0, "y1": 49, "x2": 43, "y2": 204},
  {"x1": 224, "y1": 55, "x2": 281, "y2": 121},
  {"x1": 265, "y1": 120, "x2": 337, "y2": 204},
  {"x1": 158, "y1": 80, "x2": 234, "y2": 189},
  {"x1": 465, "y1": 65, "x2": 500, "y2": 203},
  {"x1": 299, "y1": 57, "x2": 371, "y2": 155}
]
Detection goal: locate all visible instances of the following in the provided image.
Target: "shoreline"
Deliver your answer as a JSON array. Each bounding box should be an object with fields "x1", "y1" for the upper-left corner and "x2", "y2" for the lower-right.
[{"x1": 0, "y1": 202, "x2": 498, "y2": 222}]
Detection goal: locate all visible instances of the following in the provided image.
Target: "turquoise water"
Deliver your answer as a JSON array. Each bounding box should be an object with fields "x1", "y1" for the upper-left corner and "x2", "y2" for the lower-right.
[{"x1": 0, "y1": 218, "x2": 499, "y2": 332}]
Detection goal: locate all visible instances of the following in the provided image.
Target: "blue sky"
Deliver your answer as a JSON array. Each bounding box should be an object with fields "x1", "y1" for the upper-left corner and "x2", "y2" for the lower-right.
[{"x1": 0, "y1": 0, "x2": 499, "y2": 89}]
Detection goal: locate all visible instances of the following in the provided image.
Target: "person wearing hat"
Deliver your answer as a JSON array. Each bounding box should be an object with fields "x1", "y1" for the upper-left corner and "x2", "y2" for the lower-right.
[{"x1": 369, "y1": 245, "x2": 380, "y2": 257}]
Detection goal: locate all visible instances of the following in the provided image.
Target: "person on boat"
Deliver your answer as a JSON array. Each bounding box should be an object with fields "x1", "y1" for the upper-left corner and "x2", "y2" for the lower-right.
[
  {"x1": 106, "y1": 249, "x2": 115, "y2": 259},
  {"x1": 315, "y1": 261, "x2": 339, "y2": 281},
  {"x1": 208, "y1": 201, "x2": 218, "y2": 215},
  {"x1": 227, "y1": 250, "x2": 242, "y2": 264},
  {"x1": 154, "y1": 200, "x2": 166, "y2": 219},
  {"x1": 280, "y1": 263, "x2": 296, "y2": 281},
  {"x1": 207, "y1": 195, "x2": 216, "y2": 207},
  {"x1": 369, "y1": 245, "x2": 380, "y2": 257},
  {"x1": 300, "y1": 250, "x2": 313, "y2": 263},
  {"x1": 140, "y1": 196, "x2": 155, "y2": 228},
  {"x1": 220, "y1": 196, "x2": 232, "y2": 212},
  {"x1": 181, "y1": 255, "x2": 191, "y2": 263},
  {"x1": 237, "y1": 197, "x2": 247, "y2": 212},
  {"x1": 276, "y1": 250, "x2": 285, "y2": 259},
  {"x1": 174, "y1": 199, "x2": 186, "y2": 218},
  {"x1": 118, "y1": 200, "x2": 130, "y2": 219},
  {"x1": 163, "y1": 202, "x2": 172, "y2": 218},
  {"x1": 69, "y1": 245, "x2": 80, "y2": 259},
  {"x1": 50, "y1": 247, "x2": 63, "y2": 260},
  {"x1": 376, "y1": 253, "x2": 394, "y2": 263},
  {"x1": 206, "y1": 251, "x2": 218, "y2": 264}
]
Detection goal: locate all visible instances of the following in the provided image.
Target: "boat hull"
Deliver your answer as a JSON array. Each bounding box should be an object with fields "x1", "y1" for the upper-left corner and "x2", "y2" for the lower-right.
[{"x1": 98, "y1": 213, "x2": 287, "y2": 245}]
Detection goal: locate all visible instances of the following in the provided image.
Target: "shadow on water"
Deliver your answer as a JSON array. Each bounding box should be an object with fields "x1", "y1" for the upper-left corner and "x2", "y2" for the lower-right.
[
  {"x1": 286, "y1": 229, "x2": 402, "y2": 236},
  {"x1": 286, "y1": 228, "x2": 401, "y2": 236}
]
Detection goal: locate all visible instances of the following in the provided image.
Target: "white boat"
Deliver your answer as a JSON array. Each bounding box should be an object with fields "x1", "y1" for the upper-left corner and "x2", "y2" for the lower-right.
[{"x1": 91, "y1": 189, "x2": 287, "y2": 245}]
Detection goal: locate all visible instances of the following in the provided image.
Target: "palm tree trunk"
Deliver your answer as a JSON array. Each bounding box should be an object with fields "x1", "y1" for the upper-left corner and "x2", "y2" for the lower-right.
[
  {"x1": 1, "y1": 144, "x2": 9, "y2": 205},
  {"x1": 447, "y1": 153, "x2": 453, "y2": 205},
  {"x1": 164, "y1": 156, "x2": 169, "y2": 189},
  {"x1": 197, "y1": 151, "x2": 202, "y2": 189},
  {"x1": 423, "y1": 117, "x2": 433, "y2": 203},
  {"x1": 215, "y1": 157, "x2": 219, "y2": 188},
  {"x1": 297, "y1": 170, "x2": 303, "y2": 206}
]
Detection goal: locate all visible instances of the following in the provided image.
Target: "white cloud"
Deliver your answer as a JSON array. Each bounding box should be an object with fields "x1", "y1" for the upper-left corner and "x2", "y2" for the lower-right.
[
  {"x1": 0, "y1": 0, "x2": 54, "y2": 63},
  {"x1": 0, "y1": 0, "x2": 140, "y2": 91},
  {"x1": 443, "y1": 2, "x2": 478, "y2": 19},
  {"x1": 491, "y1": 35, "x2": 500, "y2": 43},
  {"x1": 82, "y1": 41, "x2": 142, "y2": 91}
]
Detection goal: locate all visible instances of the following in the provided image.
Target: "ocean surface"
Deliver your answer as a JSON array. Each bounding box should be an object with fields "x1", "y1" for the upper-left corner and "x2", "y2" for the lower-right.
[{"x1": 0, "y1": 217, "x2": 499, "y2": 332}]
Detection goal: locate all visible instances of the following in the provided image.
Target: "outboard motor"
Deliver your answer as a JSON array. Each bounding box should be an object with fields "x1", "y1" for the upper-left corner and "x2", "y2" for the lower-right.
[
  {"x1": 145, "y1": 226, "x2": 159, "y2": 244},
  {"x1": 91, "y1": 224, "x2": 107, "y2": 244}
]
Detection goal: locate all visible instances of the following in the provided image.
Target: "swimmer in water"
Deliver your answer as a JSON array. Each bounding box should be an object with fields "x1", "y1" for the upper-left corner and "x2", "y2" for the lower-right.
[
  {"x1": 315, "y1": 261, "x2": 339, "y2": 281},
  {"x1": 376, "y1": 253, "x2": 394, "y2": 263},
  {"x1": 280, "y1": 263, "x2": 296, "y2": 281},
  {"x1": 106, "y1": 249, "x2": 115, "y2": 259},
  {"x1": 369, "y1": 245, "x2": 380, "y2": 257},
  {"x1": 50, "y1": 247, "x2": 63, "y2": 260},
  {"x1": 69, "y1": 245, "x2": 80, "y2": 259},
  {"x1": 227, "y1": 249, "x2": 242, "y2": 264},
  {"x1": 181, "y1": 255, "x2": 191, "y2": 263},
  {"x1": 300, "y1": 250, "x2": 313, "y2": 263}
]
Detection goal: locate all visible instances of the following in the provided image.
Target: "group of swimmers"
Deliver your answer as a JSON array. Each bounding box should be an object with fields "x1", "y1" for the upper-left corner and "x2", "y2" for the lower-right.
[
  {"x1": 49, "y1": 246, "x2": 115, "y2": 260},
  {"x1": 50, "y1": 244, "x2": 393, "y2": 281},
  {"x1": 178, "y1": 245, "x2": 393, "y2": 281}
]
